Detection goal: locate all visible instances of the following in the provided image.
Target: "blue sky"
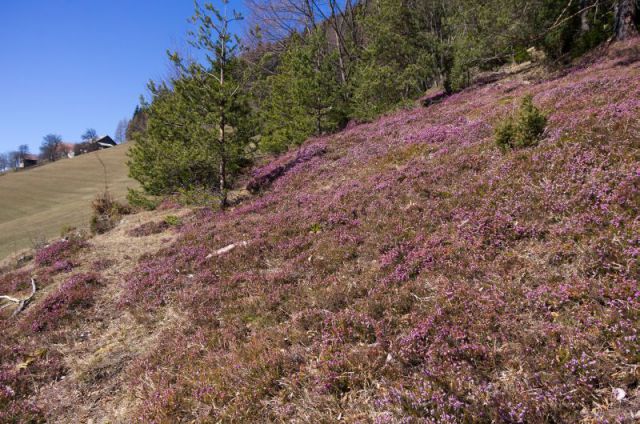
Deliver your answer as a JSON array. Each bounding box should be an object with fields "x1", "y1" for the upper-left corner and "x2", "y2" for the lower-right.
[{"x1": 0, "y1": 0, "x2": 248, "y2": 154}]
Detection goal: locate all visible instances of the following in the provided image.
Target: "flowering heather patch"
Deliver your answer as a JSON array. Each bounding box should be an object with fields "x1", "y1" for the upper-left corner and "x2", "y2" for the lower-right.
[
  {"x1": 0, "y1": 269, "x2": 32, "y2": 295},
  {"x1": 25, "y1": 272, "x2": 100, "y2": 332},
  {"x1": 247, "y1": 141, "x2": 327, "y2": 193},
  {"x1": 34, "y1": 237, "x2": 87, "y2": 267},
  {"x1": 3, "y1": 42, "x2": 640, "y2": 422},
  {"x1": 0, "y1": 338, "x2": 65, "y2": 423},
  {"x1": 120, "y1": 244, "x2": 210, "y2": 310},
  {"x1": 91, "y1": 258, "x2": 115, "y2": 272},
  {"x1": 114, "y1": 44, "x2": 640, "y2": 422},
  {"x1": 50, "y1": 259, "x2": 75, "y2": 273}
]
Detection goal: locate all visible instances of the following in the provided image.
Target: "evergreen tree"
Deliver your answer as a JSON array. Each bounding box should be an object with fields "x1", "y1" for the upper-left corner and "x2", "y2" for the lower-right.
[
  {"x1": 126, "y1": 101, "x2": 149, "y2": 141},
  {"x1": 259, "y1": 33, "x2": 345, "y2": 153},
  {"x1": 350, "y1": 0, "x2": 446, "y2": 119},
  {"x1": 128, "y1": 1, "x2": 252, "y2": 207}
]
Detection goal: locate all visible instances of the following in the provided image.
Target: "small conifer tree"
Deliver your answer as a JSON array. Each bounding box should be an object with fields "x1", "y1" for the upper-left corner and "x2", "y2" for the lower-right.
[
  {"x1": 128, "y1": 1, "x2": 252, "y2": 207},
  {"x1": 495, "y1": 95, "x2": 547, "y2": 151}
]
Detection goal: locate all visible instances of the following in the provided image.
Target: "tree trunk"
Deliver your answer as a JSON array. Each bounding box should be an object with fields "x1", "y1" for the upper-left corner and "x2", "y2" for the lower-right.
[
  {"x1": 580, "y1": 0, "x2": 591, "y2": 33},
  {"x1": 336, "y1": 34, "x2": 347, "y2": 86},
  {"x1": 219, "y1": 26, "x2": 228, "y2": 209},
  {"x1": 615, "y1": 0, "x2": 639, "y2": 40},
  {"x1": 219, "y1": 154, "x2": 227, "y2": 208},
  {"x1": 219, "y1": 116, "x2": 228, "y2": 208}
]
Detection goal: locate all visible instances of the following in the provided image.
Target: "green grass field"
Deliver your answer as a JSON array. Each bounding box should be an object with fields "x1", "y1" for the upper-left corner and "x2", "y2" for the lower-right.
[{"x1": 0, "y1": 144, "x2": 137, "y2": 260}]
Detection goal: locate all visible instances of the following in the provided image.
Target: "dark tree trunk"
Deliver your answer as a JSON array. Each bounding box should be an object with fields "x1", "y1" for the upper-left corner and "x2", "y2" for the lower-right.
[
  {"x1": 615, "y1": 0, "x2": 639, "y2": 40},
  {"x1": 219, "y1": 155, "x2": 227, "y2": 207},
  {"x1": 219, "y1": 122, "x2": 228, "y2": 208}
]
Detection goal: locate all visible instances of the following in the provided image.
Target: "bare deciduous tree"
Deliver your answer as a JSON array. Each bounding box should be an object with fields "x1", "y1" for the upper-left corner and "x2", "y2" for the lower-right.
[
  {"x1": 18, "y1": 144, "x2": 29, "y2": 160},
  {"x1": 246, "y1": 0, "x2": 367, "y2": 86},
  {"x1": 115, "y1": 118, "x2": 129, "y2": 143},
  {"x1": 0, "y1": 153, "x2": 9, "y2": 172},
  {"x1": 9, "y1": 151, "x2": 20, "y2": 169},
  {"x1": 81, "y1": 128, "x2": 98, "y2": 142},
  {"x1": 245, "y1": 0, "x2": 319, "y2": 44},
  {"x1": 40, "y1": 134, "x2": 63, "y2": 162}
]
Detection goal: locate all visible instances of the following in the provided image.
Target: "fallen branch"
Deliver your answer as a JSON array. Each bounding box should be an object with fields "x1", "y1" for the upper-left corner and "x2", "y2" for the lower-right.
[
  {"x1": 206, "y1": 241, "x2": 249, "y2": 258},
  {"x1": 0, "y1": 278, "x2": 36, "y2": 317}
]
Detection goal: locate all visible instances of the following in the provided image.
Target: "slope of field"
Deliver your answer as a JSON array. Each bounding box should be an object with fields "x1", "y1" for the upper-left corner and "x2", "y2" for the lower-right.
[
  {"x1": 1, "y1": 40, "x2": 640, "y2": 423},
  {"x1": 0, "y1": 144, "x2": 137, "y2": 259}
]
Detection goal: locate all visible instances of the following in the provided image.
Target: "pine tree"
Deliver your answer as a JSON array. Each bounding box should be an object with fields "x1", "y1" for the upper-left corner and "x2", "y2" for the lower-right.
[
  {"x1": 350, "y1": 0, "x2": 447, "y2": 118},
  {"x1": 126, "y1": 101, "x2": 149, "y2": 141},
  {"x1": 259, "y1": 32, "x2": 346, "y2": 153},
  {"x1": 128, "y1": 1, "x2": 252, "y2": 207}
]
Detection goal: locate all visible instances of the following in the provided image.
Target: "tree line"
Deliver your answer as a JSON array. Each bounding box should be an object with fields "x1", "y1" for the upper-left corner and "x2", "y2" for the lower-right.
[{"x1": 127, "y1": 0, "x2": 638, "y2": 203}]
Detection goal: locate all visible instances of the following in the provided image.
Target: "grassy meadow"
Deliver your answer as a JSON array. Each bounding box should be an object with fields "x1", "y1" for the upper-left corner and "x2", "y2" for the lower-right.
[{"x1": 0, "y1": 144, "x2": 137, "y2": 259}]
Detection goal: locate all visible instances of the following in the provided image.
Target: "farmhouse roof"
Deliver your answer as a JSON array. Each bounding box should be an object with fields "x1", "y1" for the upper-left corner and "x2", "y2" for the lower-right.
[{"x1": 96, "y1": 135, "x2": 117, "y2": 147}]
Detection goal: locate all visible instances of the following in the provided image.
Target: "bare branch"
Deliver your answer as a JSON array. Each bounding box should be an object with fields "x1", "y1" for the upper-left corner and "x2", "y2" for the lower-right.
[
  {"x1": 0, "y1": 278, "x2": 37, "y2": 317},
  {"x1": 544, "y1": 1, "x2": 603, "y2": 36},
  {"x1": 206, "y1": 241, "x2": 249, "y2": 258}
]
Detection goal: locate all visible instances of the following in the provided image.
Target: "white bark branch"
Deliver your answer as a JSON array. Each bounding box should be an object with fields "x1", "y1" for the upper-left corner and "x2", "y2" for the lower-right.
[
  {"x1": 0, "y1": 278, "x2": 36, "y2": 317},
  {"x1": 206, "y1": 241, "x2": 249, "y2": 258}
]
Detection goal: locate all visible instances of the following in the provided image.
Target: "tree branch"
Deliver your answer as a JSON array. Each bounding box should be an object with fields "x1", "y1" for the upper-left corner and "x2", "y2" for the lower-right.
[{"x1": 0, "y1": 278, "x2": 37, "y2": 317}]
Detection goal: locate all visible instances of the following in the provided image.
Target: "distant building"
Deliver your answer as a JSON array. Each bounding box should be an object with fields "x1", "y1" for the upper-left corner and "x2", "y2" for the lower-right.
[
  {"x1": 57, "y1": 143, "x2": 75, "y2": 159},
  {"x1": 74, "y1": 135, "x2": 117, "y2": 156},
  {"x1": 96, "y1": 135, "x2": 117, "y2": 149},
  {"x1": 70, "y1": 135, "x2": 117, "y2": 157},
  {"x1": 19, "y1": 154, "x2": 39, "y2": 168}
]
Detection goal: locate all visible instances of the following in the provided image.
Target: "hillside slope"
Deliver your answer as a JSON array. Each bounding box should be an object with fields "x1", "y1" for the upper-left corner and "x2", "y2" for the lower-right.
[
  {"x1": 0, "y1": 144, "x2": 137, "y2": 259},
  {"x1": 1, "y1": 41, "x2": 640, "y2": 423}
]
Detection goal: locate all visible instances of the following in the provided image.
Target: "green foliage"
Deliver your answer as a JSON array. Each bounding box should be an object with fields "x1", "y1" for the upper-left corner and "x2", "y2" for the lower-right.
[
  {"x1": 259, "y1": 33, "x2": 346, "y2": 153},
  {"x1": 350, "y1": 0, "x2": 445, "y2": 119},
  {"x1": 495, "y1": 95, "x2": 547, "y2": 151},
  {"x1": 309, "y1": 223, "x2": 322, "y2": 234},
  {"x1": 126, "y1": 101, "x2": 149, "y2": 141},
  {"x1": 513, "y1": 47, "x2": 533, "y2": 64},
  {"x1": 128, "y1": 0, "x2": 623, "y2": 184},
  {"x1": 128, "y1": 78, "x2": 231, "y2": 194},
  {"x1": 126, "y1": 188, "x2": 159, "y2": 211},
  {"x1": 163, "y1": 215, "x2": 182, "y2": 226},
  {"x1": 444, "y1": 0, "x2": 543, "y2": 91},
  {"x1": 176, "y1": 186, "x2": 220, "y2": 208},
  {"x1": 127, "y1": 1, "x2": 253, "y2": 205},
  {"x1": 536, "y1": 0, "x2": 615, "y2": 60}
]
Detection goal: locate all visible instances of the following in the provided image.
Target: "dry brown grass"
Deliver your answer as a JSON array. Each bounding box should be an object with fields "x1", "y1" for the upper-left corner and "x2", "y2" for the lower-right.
[
  {"x1": 27, "y1": 207, "x2": 191, "y2": 423},
  {"x1": 0, "y1": 145, "x2": 138, "y2": 260}
]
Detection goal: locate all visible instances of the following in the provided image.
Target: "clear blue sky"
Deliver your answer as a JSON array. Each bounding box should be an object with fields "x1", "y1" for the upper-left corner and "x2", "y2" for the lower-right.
[{"x1": 0, "y1": 0, "x2": 248, "y2": 154}]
